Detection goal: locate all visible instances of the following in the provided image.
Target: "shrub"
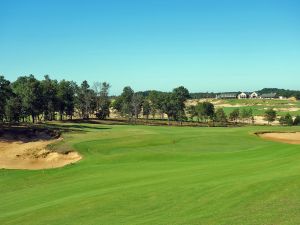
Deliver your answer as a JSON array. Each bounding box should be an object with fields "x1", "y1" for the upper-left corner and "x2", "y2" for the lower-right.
[
  {"x1": 294, "y1": 115, "x2": 300, "y2": 126},
  {"x1": 214, "y1": 108, "x2": 227, "y2": 123},
  {"x1": 279, "y1": 113, "x2": 293, "y2": 126},
  {"x1": 229, "y1": 108, "x2": 239, "y2": 123},
  {"x1": 264, "y1": 108, "x2": 277, "y2": 124}
]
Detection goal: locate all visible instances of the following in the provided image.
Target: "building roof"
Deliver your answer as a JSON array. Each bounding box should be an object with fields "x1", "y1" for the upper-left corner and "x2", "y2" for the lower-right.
[
  {"x1": 218, "y1": 92, "x2": 239, "y2": 95},
  {"x1": 216, "y1": 92, "x2": 238, "y2": 97},
  {"x1": 260, "y1": 93, "x2": 277, "y2": 98}
]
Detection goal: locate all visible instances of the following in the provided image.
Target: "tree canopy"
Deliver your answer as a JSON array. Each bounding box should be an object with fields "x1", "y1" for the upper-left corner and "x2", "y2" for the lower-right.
[{"x1": 264, "y1": 108, "x2": 277, "y2": 124}]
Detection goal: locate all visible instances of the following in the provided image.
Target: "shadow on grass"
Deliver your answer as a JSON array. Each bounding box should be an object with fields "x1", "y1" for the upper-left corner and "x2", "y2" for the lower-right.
[
  {"x1": 0, "y1": 122, "x2": 111, "y2": 143},
  {"x1": 58, "y1": 119, "x2": 128, "y2": 125},
  {"x1": 50, "y1": 123, "x2": 111, "y2": 131},
  {"x1": 0, "y1": 126, "x2": 61, "y2": 143}
]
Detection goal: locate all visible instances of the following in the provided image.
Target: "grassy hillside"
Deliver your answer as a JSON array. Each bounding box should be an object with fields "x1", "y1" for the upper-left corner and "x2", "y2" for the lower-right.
[{"x1": 1, "y1": 123, "x2": 300, "y2": 225}]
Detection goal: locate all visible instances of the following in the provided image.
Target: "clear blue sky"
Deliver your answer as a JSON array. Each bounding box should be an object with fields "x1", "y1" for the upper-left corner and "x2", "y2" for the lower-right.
[{"x1": 1, "y1": 0, "x2": 300, "y2": 94}]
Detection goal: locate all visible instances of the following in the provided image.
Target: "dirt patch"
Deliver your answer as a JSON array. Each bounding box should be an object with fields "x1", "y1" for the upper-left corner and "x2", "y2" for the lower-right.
[
  {"x1": 254, "y1": 116, "x2": 280, "y2": 125},
  {"x1": 186, "y1": 99, "x2": 246, "y2": 108},
  {"x1": 0, "y1": 129, "x2": 81, "y2": 170},
  {"x1": 275, "y1": 107, "x2": 300, "y2": 112},
  {"x1": 215, "y1": 103, "x2": 246, "y2": 108},
  {"x1": 257, "y1": 132, "x2": 300, "y2": 144}
]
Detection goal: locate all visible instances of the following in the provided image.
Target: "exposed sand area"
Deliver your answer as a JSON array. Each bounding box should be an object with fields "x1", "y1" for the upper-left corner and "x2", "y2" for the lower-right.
[
  {"x1": 0, "y1": 130, "x2": 81, "y2": 170},
  {"x1": 258, "y1": 132, "x2": 300, "y2": 144}
]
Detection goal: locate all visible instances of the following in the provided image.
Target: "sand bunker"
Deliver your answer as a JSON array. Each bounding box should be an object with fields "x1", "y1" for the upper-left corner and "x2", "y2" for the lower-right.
[
  {"x1": 258, "y1": 132, "x2": 300, "y2": 145},
  {"x1": 0, "y1": 131, "x2": 81, "y2": 170}
]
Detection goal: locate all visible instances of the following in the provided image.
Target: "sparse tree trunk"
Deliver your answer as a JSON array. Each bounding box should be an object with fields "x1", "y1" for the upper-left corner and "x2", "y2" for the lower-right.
[{"x1": 152, "y1": 113, "x2": 155, "y2": 119}]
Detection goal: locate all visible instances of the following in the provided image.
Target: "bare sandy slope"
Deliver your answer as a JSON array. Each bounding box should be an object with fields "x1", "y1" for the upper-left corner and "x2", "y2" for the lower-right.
[
  {"x1": 0, "y1": 138, "x2": 81, "y2": 170},
  {"x1": 258, "y1": 132, "x2": 300, "y2": 144},
  {"x1": 254, "y1": 116, "x2": 280, "y2": 125}
]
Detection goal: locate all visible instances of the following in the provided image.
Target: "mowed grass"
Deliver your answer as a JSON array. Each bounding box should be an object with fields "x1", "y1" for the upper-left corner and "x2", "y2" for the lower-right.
[{"x1": 1, "y1": 123, "x2": 300, "y2": 225}]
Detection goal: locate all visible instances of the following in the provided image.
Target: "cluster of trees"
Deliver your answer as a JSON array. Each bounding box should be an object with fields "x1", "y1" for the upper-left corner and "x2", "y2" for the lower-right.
[
  {"x1": 187, "y1": 104, "x2": 256, "y2": 125},
  {"x1": 264, "y1": 108, "x2": 300, "y2": 126},
  {"x1": 112, "y1": 86, "x2": 190, "y2": 124},
  {"x1": 228, "y1": 108, "x2": 254, "y2": 124},
  {"x1": 0, "y1": 75, "x2": 110, "y2": 123},
  {"x1": 279, "y1": 114, "x2": 300, "y2": 126},
  {"x1": 264, "y1": 108, "x2": 277, "y2": 124},
  {"x1": 187, "y1": 102, "x2": 227, "y2": 124}
]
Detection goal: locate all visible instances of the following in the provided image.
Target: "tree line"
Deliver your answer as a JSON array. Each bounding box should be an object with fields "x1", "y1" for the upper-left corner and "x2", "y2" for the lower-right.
[
  {"x1": 0, "y1": 75, "x2": 110, "y2": 123},
  {"x1": 111, "y1": 86, "x2": 190, "y2": 125},
  {"x1": 258, "y1": 88, "x2": 300, "y2": 99},
  {"x1": 1, "y1": 74, "x2": 300, "y2": 126},
  {"x1": 0, "y1": 75, "x2": 233, "y2": 126}
]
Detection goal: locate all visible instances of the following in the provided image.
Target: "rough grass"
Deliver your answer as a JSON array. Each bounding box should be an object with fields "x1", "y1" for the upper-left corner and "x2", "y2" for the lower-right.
[{"x1": 1, "y1": 123, "x2": 300, "y2": 225}]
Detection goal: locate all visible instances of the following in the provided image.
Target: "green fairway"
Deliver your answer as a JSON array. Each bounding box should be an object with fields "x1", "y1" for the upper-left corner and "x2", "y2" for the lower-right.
[{"x1": 1, "y1": 123, "x2": 300, "y2": 225}]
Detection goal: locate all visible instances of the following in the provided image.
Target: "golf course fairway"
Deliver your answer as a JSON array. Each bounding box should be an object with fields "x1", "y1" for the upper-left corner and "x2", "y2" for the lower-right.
[{"x1": 1, "y1": 123, "x2": 300, "y2": 225}]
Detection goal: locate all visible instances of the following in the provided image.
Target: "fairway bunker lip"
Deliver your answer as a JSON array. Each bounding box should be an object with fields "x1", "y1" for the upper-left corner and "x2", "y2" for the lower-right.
[
  {"x1": 0, "y1": 130, "x2": 82, "y2": 170},
  {"x1": 256, "y1": 131, "x2": 300, "y2": 145}
]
